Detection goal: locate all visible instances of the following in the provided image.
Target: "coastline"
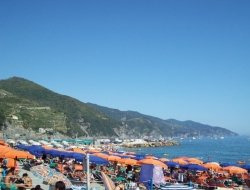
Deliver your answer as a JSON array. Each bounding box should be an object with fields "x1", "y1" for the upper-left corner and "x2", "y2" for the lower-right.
[{"x1": 121, "y1": 140, "x2": 179, "y2": 148}]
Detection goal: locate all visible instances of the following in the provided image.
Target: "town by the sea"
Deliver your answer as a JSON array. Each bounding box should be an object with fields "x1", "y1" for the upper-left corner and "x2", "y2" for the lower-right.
[{"x1": 124, "y1": 136, "x2": 250, "y2": 164}]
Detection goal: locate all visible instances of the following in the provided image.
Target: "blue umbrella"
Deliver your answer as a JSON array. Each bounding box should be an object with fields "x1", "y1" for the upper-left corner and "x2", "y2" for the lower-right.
[
  {"x1": 166, "y1": 161, "x2": 180, "y2": 168},
  {"x1": 181, "y1": 164, "x2": 208, "y2": 171},
  {"x1": 89, "y1": 155, "x2": 109, "y2": 165},
  {"x1": 16, "y1": 144, "x2": 29, "y2": 150},
  {"x1": 134, "y1": 154, "x2": 145, "y2": 160},
  {"x1": 240, "y1": 164, "x2": 250, "y2": 170},
  {"x1": 220, "y1": 163, "x2": 238, "y2": 167}
]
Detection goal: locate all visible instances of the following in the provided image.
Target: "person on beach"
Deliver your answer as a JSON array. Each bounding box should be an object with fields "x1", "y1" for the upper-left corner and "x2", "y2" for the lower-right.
[
  {"x1": 31, "y1": 185, "x2": 43, "y2": 190},
  {"x1": 54, "y1": 181, "x2": 65, "y2": 190},
  {"x1": 22, "y1": 173, "x2": 33, "y2": 189},
  {"x1": 4, "y1": 168, "x2": 26, "y2": 190}
]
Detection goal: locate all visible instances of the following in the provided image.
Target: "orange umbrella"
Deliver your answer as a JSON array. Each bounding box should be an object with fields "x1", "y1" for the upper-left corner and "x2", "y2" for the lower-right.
[
  {"x1": 72, "y1": 148, "x2": 86, "y2": 154},
  {"x1": 172, "y1": 158, "x2": 188, "y2": 165},
  {"x1": 107, "y1": 155, "x2": 122, "y2": 162},
  {"x1": 118, "y1": 158, "x2": 139, "y2": 166},
  {"x1": 186, "y1": 158, "x2": 203, "y2": 164},
  {"x1": 223, "y1": 166, "x2": 248, "y2": 174},
  {"x1": 203, "y1": 162, "x2": 221, "y2": 171},
  {"x1": 87, "y1": 149, "x2": 100, "y2": 153},
  {"x1": 138, "y1": 158, "x2": 168, "y2": 169},
  {"x1": 0, "y1": 140, "x2": 9, "y2": 146},
  {"x1": 145, "y1": 155, "x2": 158, "y2": 159},
  {"x1": 93, "y1": 153, "x2": 109, "y2": 160},
  {"x1": 6, "y1": 158, "x2": 17, "y2": 168},
  {"x1": 0, "y1": 145, "x2": 12, "y2": 152},
  {"x1": 0, "y1": 146, "x2": 34, "y2": 159},
  {"x1": 2, "y1": 150, "x2": 35, "y2": 159}
]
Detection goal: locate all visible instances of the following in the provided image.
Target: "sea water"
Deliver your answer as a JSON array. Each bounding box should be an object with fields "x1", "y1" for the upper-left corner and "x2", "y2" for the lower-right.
[{"x1": 124, "y1": 136, "x2": 250, "y2": 164}]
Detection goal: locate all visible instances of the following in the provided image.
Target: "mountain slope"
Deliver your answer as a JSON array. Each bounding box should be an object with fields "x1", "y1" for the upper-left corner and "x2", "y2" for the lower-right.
[
  {"x1": 87, "y1": 103, "x2": 238, "y2": 137},
  {"x1": 0, "y1": 77, "x2": 237, "y2": 138},
  {"x1": 0, "y1": 77, "x2": 120, "y2": 137}
]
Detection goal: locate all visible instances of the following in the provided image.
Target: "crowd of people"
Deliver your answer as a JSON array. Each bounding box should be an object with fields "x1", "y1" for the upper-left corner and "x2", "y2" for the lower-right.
[
  {"x1": 0, "y1": 157, "x2": 68, "y2": 190},
  {"x1": 1, "y1": 144, "x2": 250, "y2": 190}
]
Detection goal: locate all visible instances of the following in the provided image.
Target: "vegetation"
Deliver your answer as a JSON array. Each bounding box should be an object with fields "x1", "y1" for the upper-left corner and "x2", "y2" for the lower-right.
[
  {"x1": 0, "y1": 77, "x2": 120, "y2": 137},
  {"x1": 0, "y1": 77, "x2": 237, "y2": 138}
]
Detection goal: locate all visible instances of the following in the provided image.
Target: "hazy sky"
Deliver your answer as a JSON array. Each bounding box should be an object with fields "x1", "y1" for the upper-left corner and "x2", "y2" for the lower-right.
[{"x1": 1, "y1": 0, "x2": 250, "y2": 135}]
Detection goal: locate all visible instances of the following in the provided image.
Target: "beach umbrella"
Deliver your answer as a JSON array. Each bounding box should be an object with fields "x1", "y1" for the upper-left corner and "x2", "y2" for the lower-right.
[
  {"x1": 118, "y1": 158, "x2": 139, "y2": 165},
  {"x1": 72, "y1": 148, "x2": 86, "y2": 154},
  {"x1": 107, "y1": 155, "x2": 122, "y2": 162},
  {"x1": 72, "y1": 153, "x2": 85, "y2": 162},
  {"x1": 220, "y1": 163, "x2": 238, "y2": 167},
  {"x1": 1, "y1": 150, "x2": 34, "y2": 159},
  {"x1": 27, "y1": 145, "x2": 45, "y2": 157},
  {"x1": 15, "y1": 144, "x2": 29, "y2": 150},
  {"x1": 240, "y1": 164, "x2": 250, "y2": 171},
  {"x1": 87, "y1": 149, "x2": 100, "y2": 153},
  {"x1": 166, "y1": 161, "x2": 180, "y2": 168},
  {"x1": 89, "y1": 155, "x2": 109, "y2": 165},
  {"x1": 0, "y1": 140, "x2": 8, "y2": 146},
  {"x1": 138, "y1": 158, "x2": 168, "y2": 169},
  {"x1": 186, "y1": 158, "x2": 203, "y2": 164},
  {"x1": 223, "y1": 166, "x2": 248, "y2": 174},
  {"x1": 172, "y1": 158, "x2": 188, "y2": 165},
  {"x1": 145, "y1": 155, "x2": 158, "y2": 159},
  {"x1": 224, "y1": 166, "x2": 247, "y2": 174},
  {"x1": 93, "y1": 152, "x2": 109, "y2": 160},
  {"x1": 203, "y1": 162, "x2": 221, "y2": 171},
  {"x1": 0, "y1": 148, "x2": 12, "y2": 158},
  {"x1": 134, "y1": 154, "x2": 145, "y2": 160},
  {"x1": 181, "y1": 164, "x2": 208, "y2": 171},
  {"x1": 6, "y1": 158, "x2": 17, "y2": 168},
  {"x1": 0, "y1": 145, "x2": 12, "y2": 152}
]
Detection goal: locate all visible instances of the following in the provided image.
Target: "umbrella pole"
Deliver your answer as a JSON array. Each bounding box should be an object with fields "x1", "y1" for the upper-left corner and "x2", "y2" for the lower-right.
[{"x1": 86, "y1": 154, "x2": 90, "y2": 190}]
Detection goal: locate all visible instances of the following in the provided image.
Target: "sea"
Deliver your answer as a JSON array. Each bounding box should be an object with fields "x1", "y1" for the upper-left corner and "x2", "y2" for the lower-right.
[{"x1": 123, "y1": 136, "x2": 250, "y2": 164}]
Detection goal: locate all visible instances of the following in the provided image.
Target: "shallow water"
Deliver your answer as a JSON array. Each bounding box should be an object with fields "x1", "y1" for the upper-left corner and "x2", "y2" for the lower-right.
[{"x1": 124, "y1": 136, "x2": 250, "y2": 164}]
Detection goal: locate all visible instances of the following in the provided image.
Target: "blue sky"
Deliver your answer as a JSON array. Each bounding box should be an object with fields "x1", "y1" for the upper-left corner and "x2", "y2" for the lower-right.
[{"x1": 0, "y1": 0, "x2": 250, "y2": 134}]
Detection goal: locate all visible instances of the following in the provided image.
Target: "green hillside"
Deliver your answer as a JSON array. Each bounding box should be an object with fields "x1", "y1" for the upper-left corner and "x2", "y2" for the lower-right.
[
  {"x1": 0, "y1": 77, "x2": 237, "y2": 138},
  {"x1": 0, "y1": 77, "x2": 120, "y2": 137}
]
